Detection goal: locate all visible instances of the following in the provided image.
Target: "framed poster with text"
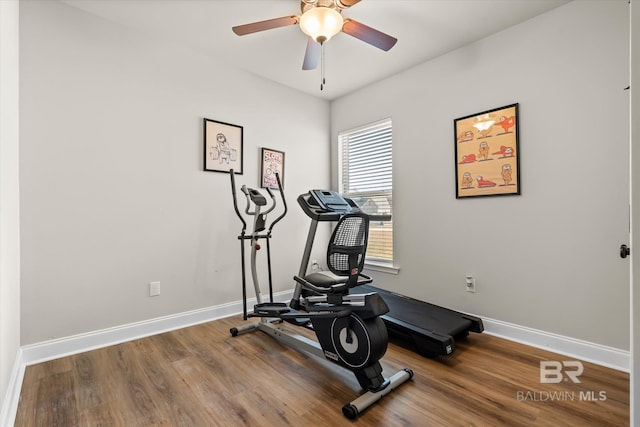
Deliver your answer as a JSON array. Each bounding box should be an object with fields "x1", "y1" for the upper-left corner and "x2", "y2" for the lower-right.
[{"x1": 261, "y1": 148, "x2": 284, "y2": 190}]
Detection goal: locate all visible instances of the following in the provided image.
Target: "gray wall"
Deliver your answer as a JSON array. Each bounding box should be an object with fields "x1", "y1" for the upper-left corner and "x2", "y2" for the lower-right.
[
  {"x1": 19, "y1": 1, "x2": 331, "y2": 345},
  {"x1": 16, "y1": 0, "x2": 631, "y2": 353},
  {"x1": 331, "y1": 0, "x2": 630, "y2": 350}
]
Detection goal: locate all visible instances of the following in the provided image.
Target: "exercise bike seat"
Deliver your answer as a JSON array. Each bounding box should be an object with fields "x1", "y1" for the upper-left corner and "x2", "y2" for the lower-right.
[
  {"x1": 302, "y1": 271, "x2": 372, "y2": 289},
  {"x1": 304, "y1": 271, "x2": 346, "y2": 287}
]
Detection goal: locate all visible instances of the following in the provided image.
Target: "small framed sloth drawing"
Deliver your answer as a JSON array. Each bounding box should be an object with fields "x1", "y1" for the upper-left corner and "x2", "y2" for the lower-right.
[
  {"x1": 203, "y1": 118, "x2": 243, "y2": 174},
  {"x1": 454, "y1": 103, "x2": 520, "y2": 198}
]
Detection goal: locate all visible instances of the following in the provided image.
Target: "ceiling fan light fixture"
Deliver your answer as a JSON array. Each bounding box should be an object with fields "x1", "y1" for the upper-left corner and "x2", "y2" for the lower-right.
[{"x1": 299, "y1": 7, "x2": 343, "y2": 43}]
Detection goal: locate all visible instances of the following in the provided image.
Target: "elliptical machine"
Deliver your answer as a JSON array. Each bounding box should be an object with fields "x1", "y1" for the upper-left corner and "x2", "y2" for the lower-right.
[{"x1": 228, "y1": 170, "x2": 412, "y2": 419}]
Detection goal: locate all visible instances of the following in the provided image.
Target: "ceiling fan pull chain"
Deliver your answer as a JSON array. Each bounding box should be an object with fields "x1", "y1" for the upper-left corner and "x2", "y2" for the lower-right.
[{"x1": 320, "y1": 42, "x2": 326, "y2": 91}]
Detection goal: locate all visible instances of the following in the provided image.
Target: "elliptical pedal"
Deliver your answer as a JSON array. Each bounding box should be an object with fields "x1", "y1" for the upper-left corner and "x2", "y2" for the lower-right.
[
  {"x1": 284, "y1": 316, "x2": 312, "y2": 328},
  {"x1": 252, "y1": 302, "x2": 290, "y2": 316},
  {"x1": 252, "y1": 303, "x2": 313, "y2": 326}
]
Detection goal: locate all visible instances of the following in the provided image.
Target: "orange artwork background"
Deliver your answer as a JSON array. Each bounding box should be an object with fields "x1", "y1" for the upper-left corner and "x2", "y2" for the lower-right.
[{"x1": 455, "y1": 104, "x2": 519, "y2": 198}]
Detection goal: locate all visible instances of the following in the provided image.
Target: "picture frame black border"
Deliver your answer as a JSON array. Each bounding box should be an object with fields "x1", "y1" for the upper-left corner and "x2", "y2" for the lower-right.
[
  {"x1": 260, "y1": 147, "x2": 285, "y2": 190},
  {"x1": 454, "y1": 103, "x2": 520, "y2": 199},
  {"x1": 203, "y1": 118, "x2": 244, "y2": 174}
]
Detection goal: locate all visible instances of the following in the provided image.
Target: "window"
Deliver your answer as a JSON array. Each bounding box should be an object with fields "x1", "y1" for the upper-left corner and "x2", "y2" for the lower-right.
[{"x1": 338, "y1": 118, "x2": 393, "y2": 265}]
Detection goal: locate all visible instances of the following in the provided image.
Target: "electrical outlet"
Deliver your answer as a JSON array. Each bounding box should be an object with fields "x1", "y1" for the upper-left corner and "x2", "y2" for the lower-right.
[
  {"x1": 149, "y1": 281, "x2": 161, "y2": 297},
  {"x1": 465, "y1": 276, "x2": 476, "y2": 293}
]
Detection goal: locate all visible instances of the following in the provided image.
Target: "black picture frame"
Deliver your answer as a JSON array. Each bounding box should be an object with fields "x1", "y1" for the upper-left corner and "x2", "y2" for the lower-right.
[
  {"x1": 261, "y1": 148, "x2": 285, "y2": 190},
  {"x1": 203, "y1": 118, "x2": 243, "y2": 174},
  {"x1": 454, "y1": 103, "x2": 520, "y2": 198}
]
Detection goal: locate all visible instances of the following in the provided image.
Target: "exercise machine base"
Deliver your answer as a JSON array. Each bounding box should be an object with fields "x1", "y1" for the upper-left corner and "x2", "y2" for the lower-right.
[
  {"x1": 230, "y1": 318, "x2": 413, "y2": 419},
  {"x1": 342, "y1": 368, "x2": 414, "y2": 419}
]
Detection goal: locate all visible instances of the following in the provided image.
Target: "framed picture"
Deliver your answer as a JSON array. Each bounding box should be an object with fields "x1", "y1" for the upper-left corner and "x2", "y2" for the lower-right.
[
  {"x1": 454, "y1": 103, "x2": 520, "y2": 198},
  {"x1": 261, "y1": 148, "x2": 285, "y2": 189},
  {"x1": 203, "y1": 118, "x2": 243, "y2": 174}
]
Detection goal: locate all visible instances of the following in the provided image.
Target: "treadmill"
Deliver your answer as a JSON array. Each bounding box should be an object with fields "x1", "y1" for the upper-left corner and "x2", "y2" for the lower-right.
[
  {"x1": 358, "y1": 284, "x2": 483, "y2": 357},
  {"x1": 296, "y1": 190, "x2": 484, "y2": 358}
]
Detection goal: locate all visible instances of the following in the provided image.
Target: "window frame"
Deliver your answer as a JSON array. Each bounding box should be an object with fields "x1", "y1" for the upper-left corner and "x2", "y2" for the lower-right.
[{"x1": 338, "y1": 118, "x2": 397, "y2": 272}]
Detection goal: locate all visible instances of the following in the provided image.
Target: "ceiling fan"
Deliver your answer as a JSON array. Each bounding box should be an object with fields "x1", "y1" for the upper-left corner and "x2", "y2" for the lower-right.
[{"x1": 232, "y1": 0, "x2": 398, "y2": 72}]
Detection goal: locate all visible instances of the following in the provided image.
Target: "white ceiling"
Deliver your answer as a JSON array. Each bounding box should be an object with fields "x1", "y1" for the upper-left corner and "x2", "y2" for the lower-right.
[{"x1": 60, "y1": 0, "x2": 570, "y2": 100}]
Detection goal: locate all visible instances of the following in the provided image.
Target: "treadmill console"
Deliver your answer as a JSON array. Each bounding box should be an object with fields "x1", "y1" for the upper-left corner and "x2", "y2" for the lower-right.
[
  {"x1": 309, "y1": 190, "x2": 353, "y2": 214},
  {"x1": 297, "y1": 190, "x2": 359, "y2": 221}
]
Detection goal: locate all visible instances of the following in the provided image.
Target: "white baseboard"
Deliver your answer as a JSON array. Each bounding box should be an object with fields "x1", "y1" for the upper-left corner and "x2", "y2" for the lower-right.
[
  {"x1": 21, "y1": 290, "x2": 292, "y2": 366},
  {"x1": 0, "y1": 347, "x2": 25, "y2": 427},
  {"x1": 1, "y1": 293, "x2": 630, "y2": 426},
  {"x1": 482, "y1": 316, "x2": 630, "y2": 372}
]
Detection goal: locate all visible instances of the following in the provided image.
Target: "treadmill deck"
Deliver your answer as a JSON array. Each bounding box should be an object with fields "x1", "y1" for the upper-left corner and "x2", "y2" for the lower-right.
[{"x1": 358, "y1": 284, "x2": 483, "y2": 356}]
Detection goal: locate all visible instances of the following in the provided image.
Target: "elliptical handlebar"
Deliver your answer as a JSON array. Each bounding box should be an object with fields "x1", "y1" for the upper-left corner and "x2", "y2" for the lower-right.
[
  {"x1": 262, "y1": 188, "x2": 277, "y2": 217},
  {"x1": 229, "y1": 169, "x2": 287, "y2": 235},
  {"x1": 230, "y1": 169, "x2": 247, "y2": 234},
  {"x1": 268, "y1": 172, "x2": 287, "y2": 234}
]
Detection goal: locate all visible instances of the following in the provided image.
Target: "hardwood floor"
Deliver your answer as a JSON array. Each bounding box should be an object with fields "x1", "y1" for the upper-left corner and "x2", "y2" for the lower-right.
[{"x1": 15, "y1": 315, "x2": 629, "y2": 426}]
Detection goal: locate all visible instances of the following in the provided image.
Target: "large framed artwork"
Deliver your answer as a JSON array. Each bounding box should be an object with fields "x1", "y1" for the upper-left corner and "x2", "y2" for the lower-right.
[
  {"x1": 261, "y1": 148, "x2": 285, "y2": 189},
  {"x1": 203, "y1": 118, "x2": 243, "y2": 174},
  {"x1": 454, "y1": 103, "x2": 520, "y2": 198}
]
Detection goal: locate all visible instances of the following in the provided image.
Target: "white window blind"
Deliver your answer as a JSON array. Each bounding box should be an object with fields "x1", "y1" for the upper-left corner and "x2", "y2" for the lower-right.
[{"x1": 338, "y1": 118, "x2": 393, "y2": 263}]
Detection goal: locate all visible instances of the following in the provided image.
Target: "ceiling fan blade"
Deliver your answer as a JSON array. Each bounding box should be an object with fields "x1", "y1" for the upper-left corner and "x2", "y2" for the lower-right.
[
  {"x1": 302, "y1": 38, "x2": 321, "y2": 70},
  {"x1": 342, "y1": 18, "x2": 397, "y2": 51},
  {"x1": 336, "y1": 0, "x2": 362, "y2": 7},
  {"x1": 232, "y1": 15, "x2": 299, "y2": 36}
]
